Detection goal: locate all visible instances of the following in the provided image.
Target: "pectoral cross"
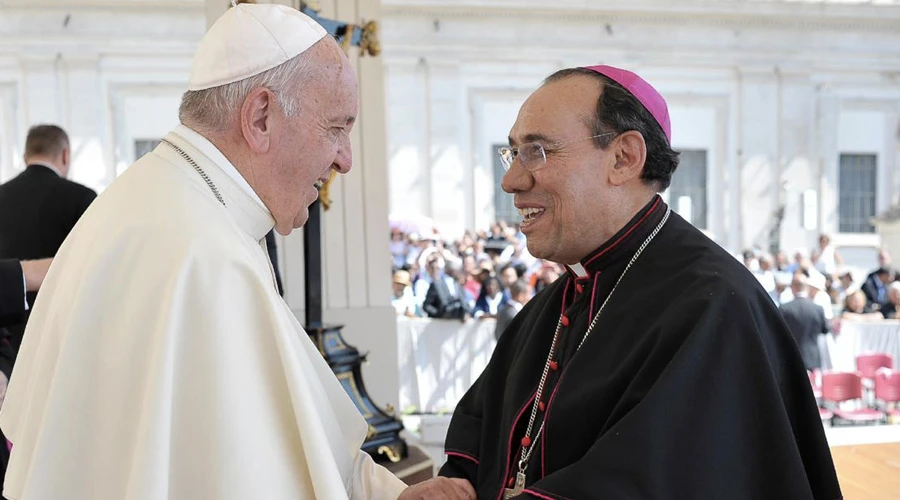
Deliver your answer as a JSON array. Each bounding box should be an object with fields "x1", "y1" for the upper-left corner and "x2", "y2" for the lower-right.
[{"x1": 503, "y1": 472, "x2": 526, "y2": 499}]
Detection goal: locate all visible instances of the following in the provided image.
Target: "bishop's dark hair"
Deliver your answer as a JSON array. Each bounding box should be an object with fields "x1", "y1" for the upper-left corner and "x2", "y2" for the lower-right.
[{"x1": 544, "y1": 68, "x2": 680, "y2": 191}]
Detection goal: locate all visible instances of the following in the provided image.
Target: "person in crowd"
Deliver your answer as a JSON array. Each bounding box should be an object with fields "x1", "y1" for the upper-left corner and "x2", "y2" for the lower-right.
[
  {"x1": 881, "y1": 282, "x2": 900, "y2": 320},
  {"x1": 531, "y1": 262, "x2": 561, "y2": 295},
  {"x1": 754, "y1": 252, "x2": 776, "y2": 295},
  {"x1": 460, "y1": 254, "x2": 482, "y2": 299},
  {"x1": 775, "y1": 250, "x2": 791, "y2": 271},
  {"x1": 805, "y1": 271, "x2": 834, "y2": 322},
  {"x1": 392, "y1": 270, "x2": 417, "y2": 317},
  {"x1": 473, "y1": 276, "x2": 507, "y2": 319},
  {"x1": 390, "y1": 227, "x2": 408, "y2": 269},
  {"x1": 423, "y1": 260, "x2": 471, "y2": 321},
  {"x1": 863, "y1": 266, "x2": 894, "y2": 311},
  {"x1": 832, "y1": 268, "x2": 855, "y2": 304},
  {"x1": 499, "y1": 263, "x2": 519, "y2": 291},
  {"x1": 772, "y1": 270, "x2": 794, "y2": 306},
  {"x1": 780, "y1": 274, "x2": 830, "y2": 371},
  {"x1": 841, "y1": 290, "x2": 883, "y2": 322},
  {"x1": 811, "y1": 233, "x2": 842, "y2": 278},
  {"x1": 494, "y1": 279, "x2": 531, "y2": 340}
]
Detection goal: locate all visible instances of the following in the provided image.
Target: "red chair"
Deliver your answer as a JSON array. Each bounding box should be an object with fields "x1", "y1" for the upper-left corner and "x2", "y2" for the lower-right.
[
  {"x1": 857, "y1": 353, "x2": 894, "y2": 379},
  {"x1": 874, "y1": 368, "x2": 900, "y2": 422},
  {"x1": 857, "y1": 353, "x2": 893, "y2": 406},
  {"x1": 821, "y1": 371, "x2": 884, "y2": 424}
]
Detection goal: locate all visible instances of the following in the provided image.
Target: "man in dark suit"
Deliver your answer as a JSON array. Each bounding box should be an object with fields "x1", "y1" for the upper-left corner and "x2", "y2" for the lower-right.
[
  {"x1": 0, "y1": 125, "x2": 96, "y2": 351},
  {"x1": 494, "y1": 279, "x2": 531, "y2": 340},
  {"x1": 862, "y1": 266, "x2": 894, "y2": 311},
  {"x1": 423, "y1": 261, "x2": 471, "y2": 320},
  {"x1": 780, "y1": 274, "x2": 830, "y2": 371}
]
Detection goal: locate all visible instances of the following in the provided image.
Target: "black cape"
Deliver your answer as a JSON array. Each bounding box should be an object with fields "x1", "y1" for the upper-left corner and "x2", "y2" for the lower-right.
[{"x1": 439, "y1": 196, "x2": 841, "y2": 500}]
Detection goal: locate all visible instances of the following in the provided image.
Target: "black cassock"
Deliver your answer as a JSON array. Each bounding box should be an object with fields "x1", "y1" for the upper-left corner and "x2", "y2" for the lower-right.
[{"x1": 439, "y1": 196, "x2": 841, "y2": 500}]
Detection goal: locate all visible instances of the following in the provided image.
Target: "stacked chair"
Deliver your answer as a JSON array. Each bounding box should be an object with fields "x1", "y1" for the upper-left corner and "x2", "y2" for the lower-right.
[
  {"x1": 875, "y1": 368, "x2": 900, "y2": 424},
  {"x1": 809, "y1": 353, "x2": 896, "y2": 426}
]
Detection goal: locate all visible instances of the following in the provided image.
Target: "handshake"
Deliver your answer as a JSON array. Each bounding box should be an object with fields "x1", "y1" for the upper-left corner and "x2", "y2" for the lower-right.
[{"x1": 399, "y1": 477, "x2": 476, "y2": 500}]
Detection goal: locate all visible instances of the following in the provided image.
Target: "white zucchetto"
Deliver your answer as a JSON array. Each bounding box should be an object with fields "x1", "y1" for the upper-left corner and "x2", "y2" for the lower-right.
[{"x1": 188, "y1": 3, "x2": 327, "y2": 91}]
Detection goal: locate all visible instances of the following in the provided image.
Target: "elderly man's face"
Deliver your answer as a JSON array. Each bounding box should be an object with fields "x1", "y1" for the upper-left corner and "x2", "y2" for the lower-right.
[
  {"x1": 266, "y1": 41, "x2": 359, "y2": 234},
  {"x1": 501, "y1": 75, "x2": 619, "y2": 264},
  {"x1": 847, "y1": 292, "x2": 865, "y2": 313}
]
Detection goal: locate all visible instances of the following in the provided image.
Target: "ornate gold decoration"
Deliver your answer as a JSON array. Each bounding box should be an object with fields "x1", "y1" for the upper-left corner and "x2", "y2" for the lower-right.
[
  {"x1": 360, "y1": 20, "x2": 381, "y2": 57},
  {"x1": 367, "y1": 424, "x2": 378, "y2": 440},
  {"x1": 318, "y1": 169, "x2": 337, "y2": 211},
  {"x1": 340, "y1": 25, "x2": 356, "y2": 52},
  {"x1": 378, "y1": 445, "x2": 403, "y2": 463},
  {"x1": 336, "y1": 371, "x2": 373, "y2": 418}
]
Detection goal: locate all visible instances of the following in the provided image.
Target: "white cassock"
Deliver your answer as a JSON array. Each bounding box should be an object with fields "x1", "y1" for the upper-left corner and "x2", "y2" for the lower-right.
[{"x1": 0, "y1": 125, "x2": 407, "y2": 500}]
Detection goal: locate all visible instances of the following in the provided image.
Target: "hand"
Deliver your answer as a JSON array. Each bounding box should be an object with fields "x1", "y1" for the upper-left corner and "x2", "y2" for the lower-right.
[
  {"x1": 21, "y1": 258, "x2": 53, "y2": 292},
  {"x1": 398, "y1": 477, "x2": 476, "y2": 500}
]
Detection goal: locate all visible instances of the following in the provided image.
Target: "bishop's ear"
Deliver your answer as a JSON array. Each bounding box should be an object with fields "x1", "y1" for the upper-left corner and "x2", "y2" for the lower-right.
[
  {"x1": 240, "y1": 87, "x2": 274, "y2": 153},
  {"x1": 608, "y1": 130, "x2": 647, "y2": 186}
]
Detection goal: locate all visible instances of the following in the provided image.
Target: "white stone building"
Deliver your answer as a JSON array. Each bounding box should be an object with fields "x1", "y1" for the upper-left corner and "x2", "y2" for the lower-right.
[{"x1": 382, "y1": 0, "x2": 900, "y2": 269}]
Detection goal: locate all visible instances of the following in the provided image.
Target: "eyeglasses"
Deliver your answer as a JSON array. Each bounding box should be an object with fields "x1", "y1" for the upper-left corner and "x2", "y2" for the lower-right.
[{"x1": 497, "y1": 133, "x2": 616, "y2": 172}]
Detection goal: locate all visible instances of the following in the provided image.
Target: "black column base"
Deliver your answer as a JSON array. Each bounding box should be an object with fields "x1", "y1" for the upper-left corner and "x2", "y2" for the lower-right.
[{"x1": 307, "y1": 323, "x2": 408, "y2": 463}]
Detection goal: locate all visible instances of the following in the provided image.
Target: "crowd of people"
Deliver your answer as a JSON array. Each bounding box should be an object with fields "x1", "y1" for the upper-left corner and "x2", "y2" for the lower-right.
[
  {"x1": 391, "y1": 224, "x2": 900, "y2": 342},
  {"x1": 389, "y1": 220, "x2": 564, "y2": 338},
  {"x1": 742, "y1": 234, "x2": 898, "y2": 322},
  {"x1": 742, "y1": 235, "x2": 897, "y2": 372},
  {"x1": 390, "y1": 226, "x2": 900, "y2": 319}
]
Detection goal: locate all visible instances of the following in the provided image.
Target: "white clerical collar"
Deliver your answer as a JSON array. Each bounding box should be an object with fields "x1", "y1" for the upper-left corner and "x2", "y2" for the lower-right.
[
  {"x1": 568, "y1": 262, "x2": 588, "y2": 278},
  {"x1": 171, "y1": 125, "x2": 269, "y2": 213},
  {"x1": 161, "y1": 128, "x2": 275, "y2": 242},
  {"x1": 30, "y1": 161, "x2": 62, "y2": 177}
]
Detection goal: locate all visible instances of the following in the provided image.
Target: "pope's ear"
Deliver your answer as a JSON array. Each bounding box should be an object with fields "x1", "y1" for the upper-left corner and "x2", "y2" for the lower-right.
[{"x1": 240, "y1": 87, "x2": 274, "y2": 153}]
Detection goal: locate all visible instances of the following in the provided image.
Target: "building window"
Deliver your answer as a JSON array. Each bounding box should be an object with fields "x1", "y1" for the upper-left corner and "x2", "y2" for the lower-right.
[
  {"x1": 492, "y1": 143, "x2": 519, "y2": 224},
  {"x1": 134, "y1": 139, "x2": 161, "y2": 161},
  {"x1": 668, "y1": 149, "x2": 707, "y2": 229},
  {"x1": 838, "y1": 153, "x2": 877, "y2": 234}
]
